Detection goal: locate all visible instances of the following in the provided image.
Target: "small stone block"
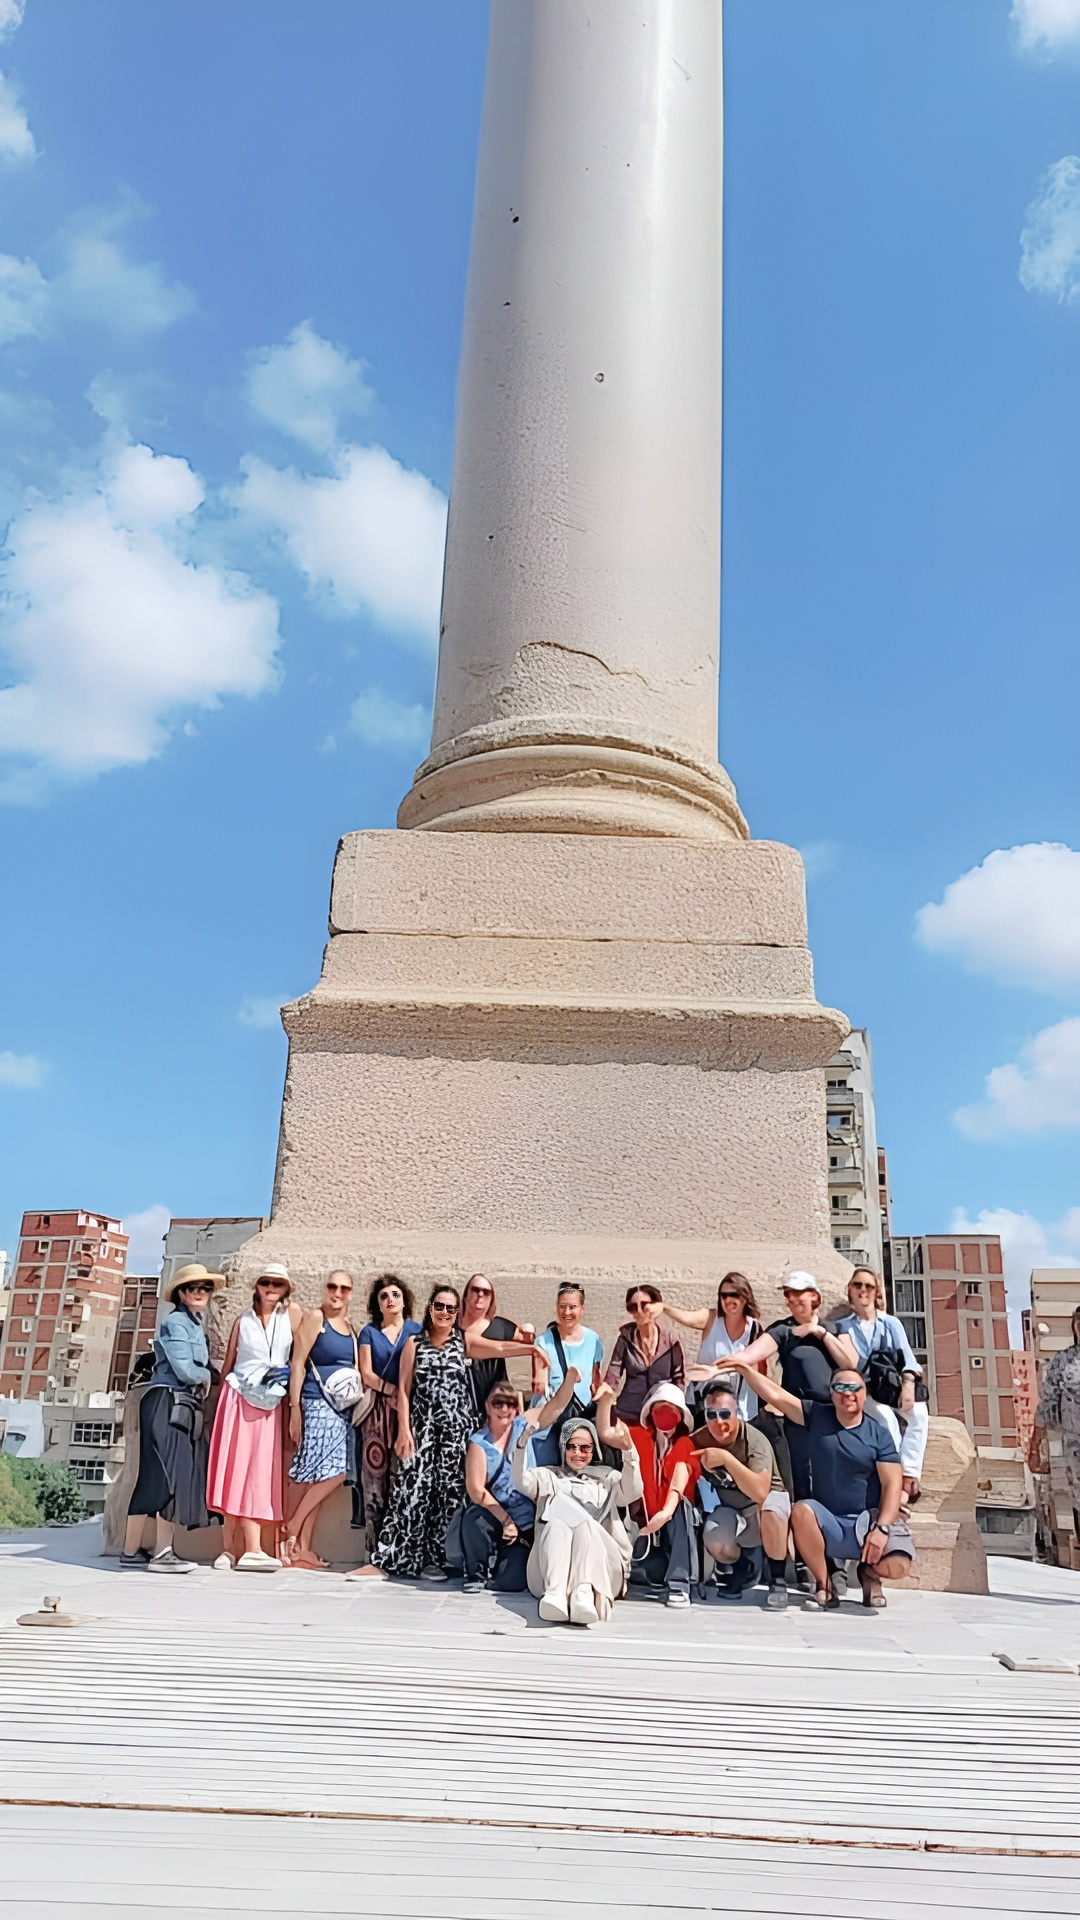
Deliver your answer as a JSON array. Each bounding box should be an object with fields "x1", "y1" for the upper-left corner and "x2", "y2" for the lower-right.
[{"x1": 994, "y1": 1651, "x2": 1078, "y2": 1674}]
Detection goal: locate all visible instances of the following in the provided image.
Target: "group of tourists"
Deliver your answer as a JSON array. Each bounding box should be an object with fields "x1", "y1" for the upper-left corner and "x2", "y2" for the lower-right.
[{"x1": 120, "y1": 1261, "x2": 924, "y2": 1617}]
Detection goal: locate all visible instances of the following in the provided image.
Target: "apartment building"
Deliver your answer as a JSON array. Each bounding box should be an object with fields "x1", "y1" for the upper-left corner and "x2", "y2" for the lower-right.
[
  {"x1": 108, "y1": 1277, "x2": 161, "y2": 1392},
  {"x1": 825, "y1": 1030, "x2": 882, "y2": 1276},
  {"x1": 0, "y1": 1389, "x2": 124, "y2": 1517},
  {"x1": 0, "y1": 1211, "x2": 129, "y2": 1399},
  {"x1": 1028, "y1": 1268, "x2": 1080, "y2": 1566},
  {"x1": 888, "y1": 1232, "x2": 1015, "y2": 1446}
]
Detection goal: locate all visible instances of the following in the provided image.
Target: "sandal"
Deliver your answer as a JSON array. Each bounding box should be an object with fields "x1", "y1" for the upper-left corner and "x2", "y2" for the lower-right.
[
  {"x1": 858, "y1": 1563, "x2": 886, "y2": 1609},
  {"x1": 806, "y1": 1581, "x2": 840, "y2": 1611}
]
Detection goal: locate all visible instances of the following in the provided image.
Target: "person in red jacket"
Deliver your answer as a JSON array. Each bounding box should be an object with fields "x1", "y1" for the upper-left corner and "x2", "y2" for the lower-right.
[{"x1": 606, "y1": 1380, "x2": 699, "y2": 1610}]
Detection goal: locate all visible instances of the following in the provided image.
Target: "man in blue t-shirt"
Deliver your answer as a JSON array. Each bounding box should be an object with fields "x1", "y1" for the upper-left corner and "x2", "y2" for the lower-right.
[{"x1": 725, "y1": 1357, "x2": 914, "y2": 1610}]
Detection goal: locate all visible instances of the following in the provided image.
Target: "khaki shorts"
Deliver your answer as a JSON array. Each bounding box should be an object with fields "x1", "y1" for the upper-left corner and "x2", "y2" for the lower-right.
[{"x1": 703, "y1": 1490, "x2": 791, "y2": 1563}]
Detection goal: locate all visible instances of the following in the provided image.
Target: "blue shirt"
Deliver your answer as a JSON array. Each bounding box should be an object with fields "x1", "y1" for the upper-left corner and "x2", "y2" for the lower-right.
[
  {"x1": 151, "y1": 1308, "x2": 210, "y2": 1390},
  {"x1": 469, "y1": 1413, "x2": 534, "y2": 1528},
  {"x1": 359, "y1": 1319, "x2": 422, "y2": 1387},
  {"x1": 535, "y1": 1325, "x2": 603, "y2": 1401},
  {"x1": 836, "y1": 1311, "x2": 922, "y2": 1377},
  {"x1": 801, "y1": 1400, "x2": 901, "y2": 1516}
]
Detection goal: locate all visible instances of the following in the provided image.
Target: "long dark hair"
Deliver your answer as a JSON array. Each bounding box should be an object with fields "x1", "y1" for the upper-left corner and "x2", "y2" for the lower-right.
[
  {"x1": 716, "y1": 1271, "x2": 761, "y2": 1320},
  {"x1": 422, "y1": 1282, "x2": 462, "y2": 1337},
  {"x1": 366, "y1": 1272, "x2": 416, "y2": 1327}
]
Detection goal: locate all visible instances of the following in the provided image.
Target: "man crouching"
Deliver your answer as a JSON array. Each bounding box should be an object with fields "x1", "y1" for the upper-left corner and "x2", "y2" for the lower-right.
[{"x1": 692, "y1": 1374, "x2": 792, "y2": 1610}]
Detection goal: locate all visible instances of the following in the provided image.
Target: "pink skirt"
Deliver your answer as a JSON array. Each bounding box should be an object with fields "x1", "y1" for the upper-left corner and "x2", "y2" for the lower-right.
[{"x1": 206, "y1": 1381, "x2": 284, "y2": 1522}]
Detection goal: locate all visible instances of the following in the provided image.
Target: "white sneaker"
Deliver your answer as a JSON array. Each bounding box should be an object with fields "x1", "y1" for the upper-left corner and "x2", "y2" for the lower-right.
[
  {"x1": 538, "y1": 1590, "x2": 569, "y2": 1623},
  {"x1": 569, "y1": 1583, "x2": 599, "y2": 1626},
  {"x1": 666, "y1": 1589, "x2": 691, "y2": 1609},
  {"x1": 236, "y1": 1549, "x2": 282, "y2": 1573},
  {"x1": 212, "y1": 1552, "x2": 235, "y2": 1571}
]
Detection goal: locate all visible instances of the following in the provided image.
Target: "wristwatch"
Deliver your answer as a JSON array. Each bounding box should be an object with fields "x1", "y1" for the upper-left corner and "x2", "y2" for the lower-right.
[{"x1": 870, "y1": 1523, "x2": 889, "y2": 1538}]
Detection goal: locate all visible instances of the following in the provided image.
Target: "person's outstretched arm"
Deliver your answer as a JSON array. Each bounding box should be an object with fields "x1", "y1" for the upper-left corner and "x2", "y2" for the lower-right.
[{"x1": 726, "y1": 1358, "x2": 804, "y2": 1424}]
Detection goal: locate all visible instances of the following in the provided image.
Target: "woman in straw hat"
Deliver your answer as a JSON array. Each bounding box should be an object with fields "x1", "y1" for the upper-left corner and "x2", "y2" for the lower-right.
[
  {"x1": 207, "y1": 1263, "x2": 302, "y2": 1572},
  {"x1": 120, "y1": 1265, "x2": 220, "y2": 1573}
]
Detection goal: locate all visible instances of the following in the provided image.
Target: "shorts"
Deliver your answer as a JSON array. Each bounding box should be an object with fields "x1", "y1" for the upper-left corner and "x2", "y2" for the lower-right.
[
  {"x1": 703, "y1": 1490, "x2": 791, "y2": 1563},
  {"x1": 800, "y1": 1501, "x2": 915, "y2": 1563}
]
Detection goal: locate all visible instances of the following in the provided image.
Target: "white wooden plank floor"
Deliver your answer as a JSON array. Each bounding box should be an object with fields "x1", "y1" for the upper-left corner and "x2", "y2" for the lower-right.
[{"x1": 1, "y1": 1524, "x2": 1079, "y2": 1916}]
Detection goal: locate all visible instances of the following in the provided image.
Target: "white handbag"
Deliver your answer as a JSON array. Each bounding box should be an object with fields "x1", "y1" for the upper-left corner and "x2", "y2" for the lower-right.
[{"x1": 320, "y1": 1364, "x2": 365, "y2": 1412}]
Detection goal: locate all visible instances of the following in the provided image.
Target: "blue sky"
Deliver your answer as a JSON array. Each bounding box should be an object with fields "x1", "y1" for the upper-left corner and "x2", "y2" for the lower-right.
[{"x1": 0, "y1": 0, "x2": 1078, "y2": 1312}]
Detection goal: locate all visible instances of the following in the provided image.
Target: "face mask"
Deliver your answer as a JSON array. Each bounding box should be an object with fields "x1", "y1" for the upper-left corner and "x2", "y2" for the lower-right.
[{"x1": 651, "y1": 1405, "x2": 681, "y2": 1433}]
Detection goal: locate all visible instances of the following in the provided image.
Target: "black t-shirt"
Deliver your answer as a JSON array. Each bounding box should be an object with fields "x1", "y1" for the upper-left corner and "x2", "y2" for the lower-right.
[
  {"x1": 801, "y1": 1400, "x2": 900, "y2": 1516},
  {"x1": 469, "y1": 1315, "x2": 518, "y2": 1411},
  {"x1": 767, "y1": 1317, "x2": 844, "y2": 1403}
]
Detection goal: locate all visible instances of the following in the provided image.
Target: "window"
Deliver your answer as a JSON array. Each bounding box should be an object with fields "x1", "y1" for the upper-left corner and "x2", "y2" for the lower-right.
[
  {"x1": 12, "y1": 1346, "x2": 26, "y2": 1358},
  {"x1": 71, "y1": 1421, "x2": 115, "y2": 1446},
  {"x1": 826, "y1": 1078, "x2": 849, "y2": 1091},
  {"x1": 20, "y1": 1318, "x2": 34, "y2": 1332},
  {"x1": 965, "y1": 1282, "x2": 981, "y2": 1297},
  {"x1": 829, "y1": 1156, "x2": 839, "y2": 1168},
  {"x1": 970, "y1": 1356, "x2": 985, "y2": 1370},
  {"x1": 36, "y1": 1240, "x2": 49, "y2": 1254},
  {"x1": 894, "y1": 1278, "x2": 925, "y2": 1314},
  {"x1": 68, "y1": 1459, "x2": 105, "y2": 1482}
]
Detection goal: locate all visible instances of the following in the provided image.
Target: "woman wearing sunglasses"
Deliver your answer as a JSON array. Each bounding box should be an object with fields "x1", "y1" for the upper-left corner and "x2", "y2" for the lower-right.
[
  {"x1": 372, "y1": 1284, "x2": 475, "y2": 1582},
  {"x1": 285, "y1": 1271, "x2": 359, "y2": 1568},
  {"x1": 350, "y1": 1274, "x2": 422, "y2": 1564},
  {"x1": 458, "y1": 1273, "x2": 543, "y2": 1416},
  {"x1": 603, "y1": 1285, "x2": 686, "y2": 1425},
  {"x1": 659, "y1": 1272, "x2": 766, "y2": 1420},
  {"x1": 835, "y1": 1269, "x2": 928, "y2": 1504},
  {"x1": 511, "y1": 1405, "x2": 642, "y2": 1626}
]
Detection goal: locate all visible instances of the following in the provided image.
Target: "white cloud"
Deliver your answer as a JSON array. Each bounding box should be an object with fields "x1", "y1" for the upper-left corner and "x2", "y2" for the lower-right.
[
  {"x1": 0, "y1": 70, "x2": 33, "y2": 164},
  {"x1": 246, "y1": 320, "x2": 372, "y2": 453},
  {"x1": 799, "y1": 839, "x2": 841, "y2": 882},
  {"x1": 53, "y1": 202, "x2": 195, "y2": 337},
  {"x1": 0, "y1": 1048, "x2": 47, "y2": 1087},
  {"x1": 0, "y1": 251, "x2": 47, "y2": 343},
  {"x1": 950, "y1": 1204, "x2": 1080, "y2": 1338},
  {"x1": 349, "y1": 687, "x2": 431, "y2": 750},
  {"x1": 0, "y1": 2, "x2": 26, "y2": 35},
  {"x1": 0, "y1": 439, "x2": 281, "y2": 795},
  {"x1": 1019, "y1": 157, "x2": 1080, "y2": 303},
  {"x1": 122, "y1": 1203, "x2": 171, "y2": 1276},
  {"x1": 955, "y1": 1016, "x2": 1080, "y2": 1138},
  {"x1": 916, "y1": 843, "x2": 1080, "y2": 993},
  {"x1": 235, "y1": 444, "x2": 446, "y2": 644},
  {"x1": 1012, "y1": 0, "x2": 1080, "y2": 53},
  {"x1": 238, "y1": 996, "x2": 284, "y2": 1029}
]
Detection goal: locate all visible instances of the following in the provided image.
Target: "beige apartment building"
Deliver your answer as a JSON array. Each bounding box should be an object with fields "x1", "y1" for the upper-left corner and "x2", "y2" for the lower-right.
[
  {"x1": 1028, "y1": 1267, "x2": 1080, "y2": 1566},
  {"x1": 825, "y1": 1031, "x2": 882, "y2": 1277}
]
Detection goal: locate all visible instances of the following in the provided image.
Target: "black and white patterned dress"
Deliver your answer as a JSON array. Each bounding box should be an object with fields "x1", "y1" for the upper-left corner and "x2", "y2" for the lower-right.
[{"x1": 372, "y1": 1328, "x2": 474, "y2": 1576}]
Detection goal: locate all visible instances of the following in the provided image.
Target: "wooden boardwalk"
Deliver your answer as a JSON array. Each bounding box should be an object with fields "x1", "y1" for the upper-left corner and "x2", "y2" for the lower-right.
[{"x1": 1, "y1": 1525, "x2": 1079, "y2": 1916}]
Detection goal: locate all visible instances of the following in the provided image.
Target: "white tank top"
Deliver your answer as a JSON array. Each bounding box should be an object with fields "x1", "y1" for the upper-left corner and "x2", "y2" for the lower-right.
[
  {"x1": 235, "y1": 1304, "x2": 293, "y2": 1369},
  {"x1": 696, "y1": 1315, "x2": 762, "y2": 1419}
]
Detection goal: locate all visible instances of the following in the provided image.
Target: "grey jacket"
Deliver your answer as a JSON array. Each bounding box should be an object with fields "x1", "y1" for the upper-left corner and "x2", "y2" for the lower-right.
[{"x1": 151, "y1": 1308, "x2": 211, "y2": 1391}]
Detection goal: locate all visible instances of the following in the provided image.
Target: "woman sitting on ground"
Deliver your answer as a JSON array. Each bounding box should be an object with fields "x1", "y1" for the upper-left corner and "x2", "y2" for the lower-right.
[
  {"x1": 512, "y1": 1401, "x2": 642, "y2": 1627},
  {"x1": 603, "y1": 1285, "x2": 686, "y2": 1425},
  {"x1": 372, "y1": 1284, "x2": 475, "y2": 1581},
  {"x1": 285, "y1": 1271, "x2": 358, "y2": 1569},
  {"x1": 616, "y1": 1380, "x2": 699, "y2": 1610},
  {"x1": 461, "y1": 1370, "x2": 579, "y2": 1593},
  {"x1": 207, "y1": 1264, "x2": 302, "y2": 1572}
]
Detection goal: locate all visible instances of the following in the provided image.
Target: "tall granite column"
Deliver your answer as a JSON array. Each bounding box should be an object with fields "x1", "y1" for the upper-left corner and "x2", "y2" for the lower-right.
[
  {"x1": 233, "y1": 0, "x2": 850, "y2": 1363},
  {"x1": 399, "y1": 1, "x2": 744, "y2": 841}
]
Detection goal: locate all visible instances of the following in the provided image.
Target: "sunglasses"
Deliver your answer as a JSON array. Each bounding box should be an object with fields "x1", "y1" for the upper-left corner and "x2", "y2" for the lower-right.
[
  {"x1": 431, "y1": 1301, "x2": 458, "y2": 1314},
  {"x1": 490, "y1": 1400, "x2": 518, "y2": 1412},
  {"x1": 850, "y1": 1283, "x2": 876, "y2": 1293},
  {"x1": 831, "y1": 1381, "x2": 864, "y2": 1396},
  {"x1": 718, "y1": 1292, "x2": 744, "y2": 1303},
  {"x1": 565, "y1": 1443, "x2": 594, "y2": 1455},
  {"x1": 705, "y1": 1406, "x2": 737, "y2": 1422},
  {"x1": 327, "y1": 1284, "x2": 351, "y2": 1293}
]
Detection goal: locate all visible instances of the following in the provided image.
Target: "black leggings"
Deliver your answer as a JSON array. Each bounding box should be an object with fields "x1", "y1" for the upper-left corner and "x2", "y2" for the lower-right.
[{"x1": 461, "y1": 1504, "x2": 531, "y2": 1590}]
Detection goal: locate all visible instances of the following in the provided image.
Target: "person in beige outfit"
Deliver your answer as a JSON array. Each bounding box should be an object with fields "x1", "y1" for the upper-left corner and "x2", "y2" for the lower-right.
[{"x1": 512, "y1": 1402, "x2": 642, "y2": 1627}]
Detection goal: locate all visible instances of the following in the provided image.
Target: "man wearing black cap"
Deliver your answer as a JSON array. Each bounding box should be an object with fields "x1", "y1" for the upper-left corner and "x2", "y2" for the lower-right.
[{"x1": 727, "y1": 1357, "x2": 913, "y2": 1610}]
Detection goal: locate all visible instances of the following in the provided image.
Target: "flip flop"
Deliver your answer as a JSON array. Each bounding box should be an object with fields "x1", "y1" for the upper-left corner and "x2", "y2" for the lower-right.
[{"x1": 806, "y1": 1582, "x2": 840, "y2": 1611}]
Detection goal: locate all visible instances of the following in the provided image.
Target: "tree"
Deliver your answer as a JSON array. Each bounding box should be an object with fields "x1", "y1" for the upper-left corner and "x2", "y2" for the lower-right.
[
  {"x1": 0, "y1": 1454, "x2": 41, "y2": 1527},
  {"x1": 8, "y1": 1457, "x2": 86, "y2": 1525}
]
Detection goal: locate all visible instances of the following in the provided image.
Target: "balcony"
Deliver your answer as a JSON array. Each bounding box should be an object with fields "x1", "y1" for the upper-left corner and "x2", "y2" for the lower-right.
[{"x1": 831, "y1": 1205, "x2": 868, "y2": 1229}]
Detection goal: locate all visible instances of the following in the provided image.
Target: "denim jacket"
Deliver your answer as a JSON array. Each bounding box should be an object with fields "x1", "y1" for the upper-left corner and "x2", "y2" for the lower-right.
[{"x1": 151, "y1": 1307, "x2": 211, "y2": 1390}]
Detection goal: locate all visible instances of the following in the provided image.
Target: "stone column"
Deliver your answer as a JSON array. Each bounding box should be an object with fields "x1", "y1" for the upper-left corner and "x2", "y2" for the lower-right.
[{"x1": 399, "y1": 0, "x2": 745, "y2": 840}]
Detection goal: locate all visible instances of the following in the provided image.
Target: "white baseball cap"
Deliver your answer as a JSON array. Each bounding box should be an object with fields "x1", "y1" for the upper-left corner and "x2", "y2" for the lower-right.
[{"x1": 780, "y1": 1270, "x2": 820, "y2": 1294}]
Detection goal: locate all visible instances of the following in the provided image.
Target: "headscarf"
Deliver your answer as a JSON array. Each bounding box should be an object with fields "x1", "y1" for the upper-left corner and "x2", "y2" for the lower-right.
[{"x1": 557, "y1": 1418, "x2": 607, "y2": 1477}]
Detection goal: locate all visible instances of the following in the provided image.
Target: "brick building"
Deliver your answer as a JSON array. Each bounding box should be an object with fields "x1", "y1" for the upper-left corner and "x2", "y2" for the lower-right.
[
  {"x1": 0, "y1": 1211, "x2": 128, "y2": 1399},
  {"x1": 108, "y1": 1278, "x2": 161, "y2": 1393},
  {"x1": 888, "y1": 1232, "x2": 1015, "y2": 1447}
]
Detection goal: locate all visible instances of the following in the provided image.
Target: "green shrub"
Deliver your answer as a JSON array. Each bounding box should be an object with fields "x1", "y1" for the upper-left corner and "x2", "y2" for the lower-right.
[
  {"x1": 0, "y1": 1453, "x2": 43, "y2": 1526},
  {"x1": 8, "y1": 1456, "x2": 86, "y2": 1525}
]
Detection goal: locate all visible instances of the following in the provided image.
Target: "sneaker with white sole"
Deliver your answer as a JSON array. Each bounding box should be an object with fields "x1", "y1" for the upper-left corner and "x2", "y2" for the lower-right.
[
  {"x1": 538, "y1": 1590, "x2": 569, "y2": 1623},
  {"x1": 212, "y1": 1552, "x2": 236, "y2": 1571},
  {"x1": 118, "y1": 1552, "x2": 148, "y2": 1571},
  {"x1": 462, "y1": 1574, "x2": 485, "y2": 1594},
  {"x1": 569, "y1": 1583, "x2": 599, "y2": 1626},
  {"x1": 765, "y1": 1581, "x2": 789, "y2": 1611},
  {"x1": 146, "y1": 1548, "x2": 196, "y2": 1574},
  {"x1": 665, "y1": 1589, "x2": 691, "y2": 1609},
  {"x1": 419, "y1": 1564, "x2": 449, "y2": 1582},
  {"x1": 236, "y1": 1549, "x2": 282, "y2": 1573}
]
